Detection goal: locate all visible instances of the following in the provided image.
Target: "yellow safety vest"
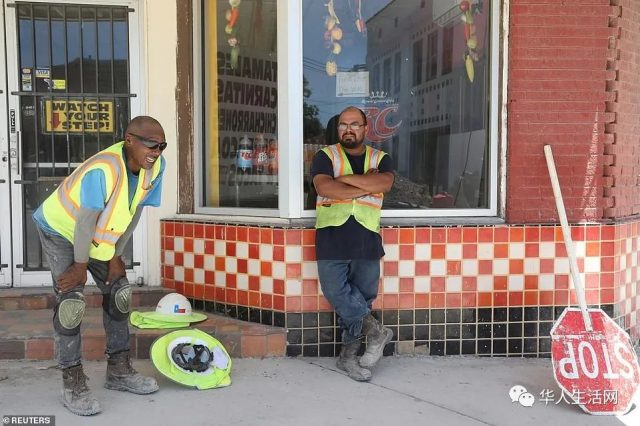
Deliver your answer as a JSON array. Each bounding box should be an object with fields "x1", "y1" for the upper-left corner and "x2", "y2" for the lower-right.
[
  {"x1": 41, "y1": 141, "x2": 162, "y2": 261},
  {"x1": 315, "y1": 143, "x2": 386, "y2": 233}
]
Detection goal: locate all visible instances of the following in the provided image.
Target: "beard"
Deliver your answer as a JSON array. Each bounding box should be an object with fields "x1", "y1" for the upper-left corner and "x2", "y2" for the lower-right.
[{"x1": 339, "y1": 132, "x2": 364, "y2": 149}]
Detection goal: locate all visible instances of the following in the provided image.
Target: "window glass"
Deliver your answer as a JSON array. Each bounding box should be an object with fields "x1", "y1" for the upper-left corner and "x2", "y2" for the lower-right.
[
  {"x1": 203, "y1": 0, "x2": 278, "y2": 208},
  {"x1": 303, "y1": 0, "x2": 491, "y2": 210}
]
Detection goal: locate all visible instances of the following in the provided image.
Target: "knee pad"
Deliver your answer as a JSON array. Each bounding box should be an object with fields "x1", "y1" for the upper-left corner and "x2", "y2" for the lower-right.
[
  {"x1": 104, "y1": 277, "x2": 132, "y2": 321},
  {"x1": 54, "y1": 292, "x2": 85, "y2": 336}
]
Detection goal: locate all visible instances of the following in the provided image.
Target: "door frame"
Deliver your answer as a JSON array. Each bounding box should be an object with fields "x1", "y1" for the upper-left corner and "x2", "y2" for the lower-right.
[
  {"x1": 3, "y1": 0, "x2": 148, "y2": 287},
  {"x1": 0, "y1": 2, "x2": 11, "y2": 287}
]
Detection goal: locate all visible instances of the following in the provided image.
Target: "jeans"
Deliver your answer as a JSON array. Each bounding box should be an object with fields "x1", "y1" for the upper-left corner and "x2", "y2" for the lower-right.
[
  {"x1": 36, "y1": 228, "x2": 130, "y2": 368},
  {"x1": 316, "y1": 259, "x2": 381, "y2": 344}
]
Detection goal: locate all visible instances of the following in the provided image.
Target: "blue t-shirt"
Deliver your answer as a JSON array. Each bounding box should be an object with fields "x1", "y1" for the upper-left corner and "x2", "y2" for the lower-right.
[
  {"x1": 310, "y1": 147, "x2": 393, "y2": 260},
  {"x1": 33, "y1": 155, "x2": 165, "y2": 235}
]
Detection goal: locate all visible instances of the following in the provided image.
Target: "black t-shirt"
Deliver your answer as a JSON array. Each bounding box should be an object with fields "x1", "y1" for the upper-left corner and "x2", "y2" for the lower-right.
[{"x1": 310, "y1": 147, "x2": 394, "y2": 260}]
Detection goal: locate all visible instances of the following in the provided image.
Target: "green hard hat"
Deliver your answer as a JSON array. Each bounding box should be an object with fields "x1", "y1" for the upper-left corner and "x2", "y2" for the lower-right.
[{"x1": 150, "y1": 328, "x2": 232, "y2": 390}]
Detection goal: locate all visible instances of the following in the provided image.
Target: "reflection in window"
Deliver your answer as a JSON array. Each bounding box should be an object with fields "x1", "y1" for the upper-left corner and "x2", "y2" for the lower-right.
[
  {"x1": 303, "y1": 0, "x2": 492, "y2": 211},
  {"x1": 202, "y1": 0, "x2": 278, "y2": 208}
]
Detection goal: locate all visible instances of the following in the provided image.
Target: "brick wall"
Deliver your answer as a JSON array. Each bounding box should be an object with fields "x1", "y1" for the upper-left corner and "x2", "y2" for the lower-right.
[
  {"x1": 507, "y1": 1, "x2": 616, "y2": 223},
  {"x1": 603, "y1": 0, "x2": 640, "y2": 218}
]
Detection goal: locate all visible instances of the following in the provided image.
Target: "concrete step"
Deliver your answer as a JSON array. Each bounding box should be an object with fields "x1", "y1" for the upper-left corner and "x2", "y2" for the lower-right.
[
  {"x1": 0, "y1": 307, "x2": 286, "y2": 360},
  {"x1": 0, "y1": 286, "x2": 172, "y2": 311}
]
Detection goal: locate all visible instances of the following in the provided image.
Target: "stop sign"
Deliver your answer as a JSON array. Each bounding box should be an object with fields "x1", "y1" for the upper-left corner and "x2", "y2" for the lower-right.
[{"x1": 551, "y1": 307, "x2": 640, "y2": 415}]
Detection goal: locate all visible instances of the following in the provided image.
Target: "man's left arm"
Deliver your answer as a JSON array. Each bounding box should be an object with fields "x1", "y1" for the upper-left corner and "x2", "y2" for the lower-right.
[{"x1": 337, "y1": 155, "x2": 395, "y2": 193}]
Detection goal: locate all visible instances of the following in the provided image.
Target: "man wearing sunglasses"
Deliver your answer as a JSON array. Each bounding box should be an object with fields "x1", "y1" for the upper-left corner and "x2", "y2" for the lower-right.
[
  {"x1": 32, "y1": 115, "x2": 166, "y2": 416},
  {"x1": 311, "y1": 106, "x2": 395, "y2": 382}
]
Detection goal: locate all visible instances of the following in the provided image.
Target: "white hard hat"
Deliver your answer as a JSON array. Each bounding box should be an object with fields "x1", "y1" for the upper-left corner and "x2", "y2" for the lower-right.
[{"x1": 141, "y1": 292, "x2": 207, "y2": 323}]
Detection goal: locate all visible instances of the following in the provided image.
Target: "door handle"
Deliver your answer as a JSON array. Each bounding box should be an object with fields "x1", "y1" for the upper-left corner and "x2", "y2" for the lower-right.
[{"x1": 9, "y1": 131, "x2": 20, "y2": 174}]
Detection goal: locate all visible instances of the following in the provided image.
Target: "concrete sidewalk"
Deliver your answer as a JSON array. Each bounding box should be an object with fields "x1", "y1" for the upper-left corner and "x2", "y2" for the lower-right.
[{"x1": 0, "y1": 356, "x2": 638, "y2": 426}]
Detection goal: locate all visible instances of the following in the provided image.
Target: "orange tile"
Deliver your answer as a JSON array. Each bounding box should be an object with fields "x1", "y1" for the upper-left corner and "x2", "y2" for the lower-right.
[
  {"x1": 383, "y1": 294, "x2": 399, "y2": 309},
  {"x1": 539, "y1": 291, "x2": 554, "y2": 305},
  {"x1": 272, "y1": 229, "x2": 284, "y2": 245},
  {"x1": 447, "y1": 228, "x2": 462, "y2": 243},
  {"x1": 215, "y1": 287, "x2": 225, "y2": 302},
  {"x1": 477, "y1": 292, "x2": 492, "y2": 307},
  {"x1": 261, "y1": 294, "x2": 273, "y2": 309},
  {"x1": 174, "y1": 222, "x2": 184, "y2": 237},
  {"x1": 184, "y1": 223, "x2": 193, "y2": 238},
  {"x1": 494, "y1": 227, "x2": 509, "y2": 242},
  {"x1": 509, "y1": 259, "x2": 524, "y2": 274},
  {"x1": 194, "y1": 284, "x2": 205, "y2": 299},
  {"x1": 237, "y1": 290, "x2": 249, "y2": 306},
  {"x1": 431, "y1": 228, "x2": 446, "y2": 243},
  {"x1": 226, "y1": 225, "x2": 237, "y2": 241},
  {"x1": 273, "y1": 279, "x2": 285, "y2": 295},
  {"x1": 303, "y1": 247, "x2": 316, "y2": 261},
  {"x1": 286, "y1": 230, "x2": 302, "y2": 245},
  {"x1": 570, "y1": 226, "x2": 585, "y2": 241},
  {"x1": 260, "y1": 228, "x2": 273, "y2": 244},
  {"x1": 600, "y1": 241, "x2": 615, "y2": 256},
  {"x1": 185, "y1": 268, "x2": 194, "y2": 283},
  {"x1": 415, "y1": 293, "x2": 429, "y2": 308},
  {"x1": 524, "y1": 275, "x2": 538, "y2": 290},
  {"x1": 601, "y1": 225, "x2": 615, "y2": 241},
  {"x1": 399, "y1": 294, "x2": 414, "y2": 309},
  {"x1": 273, "y1": 246, "x2": 284, "y2": 261},
  {"x1": 184, "y1": 238, "x2": 194, "y2": 252},
  {"x1": 416, "y1": 228, "x2": 430, "y2": 243},
  {"x1": 462, "y1": 244, "x2": 477, "y2": 259},
  {"x1": 509, "y1": 292, "x2": 523, "y2": 306},
  {"x1": 248, "y1": 227, "x2": 260, "y2": 243},
  {"x1": 585, "y1": 289, "x2": 599, "y2": 305},
  {"x1": 237, "y1": 259, "x2": 247, "y2": 274},
  {"x1": 478, "y1": 228, "x2": 493, "y2": 242},
  {"x1": 586, "y1": 226, "x2": 600, "y2": 241},
  {"x1": 555, "y1": 291, "x2": 568, "y2": 305},
  {"x1": 399, "y1": 278, "x2": 413, "y2": 293},
  {"x1": 430, "y1": 293, "x2": 445, "y2": 308},
  {"x1": 555, "y1": 275, "x2": 569, "y2": 290},
  {"x1": 463, "y1": 228, "x2": 478, "y2": 243},
  {"x1": 302, "y1": 280, "x2": 317, "y2": 295},
  {"x1": 273, "y1": 295, "x2": 285, "y2": 311},
  {"x1": 400, "y1": 245, "x2": 415, "y2": 260},
  {"x1": 249, "y1": 291, "x2": 261, "y2": 307},
  {"x1": 524, "y1": 291, "x2": 538, "y2": 306},
  {"x1": 494, "y1": 244, "x2": 508, "y2": 258},
  {"x1": 286, "y1": 296, "x2": 302, "y2": 312},
  {"x1": 539, "y1": 259, "x2": 554, "y2": 273},
  {"x1": 493, "y1": 292, "x2": 507, "y2": 306},
  {"x1": 447, "y1": 261, "x2": 461, "y2": 275},
  {"x1": 446, "y1": 293, "x2": 461, "y2": 307},
  {"x1": 249, "y1": 244, "x2": 259, "y2": 259},
  {"x1": 384, "y1": 261, "x2": 398, "y2": 276},
  {"x1": 286, "y1": 264, "x2": 302, "y2": 279},
  {"x1": 601, "y1": 257, "x2": 615, "y2": 272},
  {"x1": 215, "y1": 257, "x2": 225, "y2": 271},
  {"x1": 204, "y1": 240, "x2": 214, "y2": 254},
  {"x1": 226, "y1": 289, "x2": 237, "y2": 304},
  {"x1": 302, "y1": 229, "x2": 316, "y2": 246},
  {"x1": 215, "y1": 225, "x2": 225, "y2": 239},
  {"x1": 415, "y1": 261, "x2": 429, "y2": 276},
  {"x1": 431, "y1": 277, "x2": 445, "y2": 292},
  {"x1": 431, "y1": 244, "x2": 446, "y2": 259},
  {"x1": 462, "y1": 293, "x2": 476, "y2": 307},
  {"x1": 175, "y1": 252, "x2": 184, "y2": 266},
  {"x1": 524, "y1": 226, "x2": 540, "y2": 242},
  {"x1": 600, "y1": 272, "x2": 614, "y2": 288},
  {"x1": 585, "y1": 242, "x2": 600, "y2": 257},
  {"x1": 525, "y1": 243, "x2": 539, "y2": 257},
  {"x1": 249, "y1": 276, "x2": 260, "y2": 291},
  {"x1": 554, "y1": 227, "x2": 564, "y2": 242},
  {"x1": 600, "y1": 288, "x2": 614, "y2": 304},
  {"x1": 584, "y1": 274, "x2": 599, "y2": 289},
  {"x1": 204, "y1": 286, "x2": 215, "y2": 300},
  {"x1": 399, "y1": 228, "x2": 415, "y2": 244},
  {"x1": 462, "y1": 277, "x2": 477, "y2": 291},
  {"x1": 204, "y1": 224, "x2": 215, "y2": 239},
  {"x1": 26, "y1": 339, "x2": 54, "y2": 360},
  {"x1": 260, "y1": 261, "x2": 272, "y2": 277},
  {"x1": 241, "y1": 335, "x2": 267, "y2": 358},
  {"x1": 494, "y1": 276, "x2": 508, "y2": 291},
  {"x1": 478, "y1": 260, "x2": 493, "y2": 275},
  {"x1": 540, "y1": 227, "x2": 555, "y2": 241}
]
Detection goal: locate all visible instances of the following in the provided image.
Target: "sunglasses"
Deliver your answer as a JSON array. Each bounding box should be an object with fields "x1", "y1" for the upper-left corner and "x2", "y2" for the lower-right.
[
  {"x1": 128, "y1": 132, "x2": 167, "y2": 151},
  {"x1": 337, "y1": 122, "x2": 365, "y2": 131}
]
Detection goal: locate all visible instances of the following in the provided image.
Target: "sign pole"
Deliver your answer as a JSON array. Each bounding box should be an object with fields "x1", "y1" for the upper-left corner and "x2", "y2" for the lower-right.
[{"x1": 543, "y1": 145, "x2": 592, "y2": 332}]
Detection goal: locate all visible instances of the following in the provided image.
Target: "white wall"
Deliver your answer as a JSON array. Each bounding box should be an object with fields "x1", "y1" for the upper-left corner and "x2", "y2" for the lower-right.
[{"x1": 139, "y1": 0, "x2": 178, "y2": 285}]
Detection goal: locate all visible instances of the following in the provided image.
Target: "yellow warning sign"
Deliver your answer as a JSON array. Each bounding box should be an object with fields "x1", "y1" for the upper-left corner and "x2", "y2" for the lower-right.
[{"x1": 44, "y1": 99, "x2": 114, "y2": 133}]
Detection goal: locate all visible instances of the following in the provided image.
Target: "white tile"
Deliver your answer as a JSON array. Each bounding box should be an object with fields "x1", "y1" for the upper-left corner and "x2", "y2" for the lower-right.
[
  {"x1": 165, "y1": 251, "x2": 174, "y2": 266},
  {"x1": 538, "y1": 274, "x2": 555, "y2": 290},
  {"x1": 398, "y1": 260, "x2": 415, "y2": 277},
  {"x1": 477, "y1": 243, "x2": 494, "y2": 259},
  {"x1": 260, "y1": 244, "x2": 273, "y2": 261},
  {"x1": 510, "y1": 243, "x2": 525, "y2": 259},
  {"x1": 414, "y1": 277, "x2": 430, "y2": 293},
  {"x1": 194, "y1": 269, "x2": 204, "y2": 284},
  {"x1": 574, "y1": 241, "x2": 586, "y2": 257},
  {"x1": 430, "y1": 260, "x2": 446, "y2": 276},
  {"x1": 620, "y1": 255, "x2": 627, "y2": 270},
  {"x1": 493, "y1": 259, "x2": 509, "y2": 275},
  {"x1": 260, "y1": 277, "x2": 273, "y2": 293},
  {"x1": 272, "y1": 262, "x2": 285, "y2": 279},
  {"x1": 236, "y1": 242, "x2": 249, "y2": 259},
  {"x1": 285, "y1": 246, "x2": 302, "y2": 262},
  {"x1": 524, "y1": 259, "x2": 540, "y2": 274},
  {"x1": 446, "y1": 244, "x2": 462, "y2": 260},
  {"x1": 237, "y1": 274, "x2": 249, "y2": 290},
  {"x1": 204, "y1": 255, "x2": 214, "y2": 270},
  {"x1": 302, "y1": 262, "x2": 318, "y2": 279},
  {"x1": 174, "y1": 237, "x2": 184, "y2": 252},
  {"x1": 584, "y1": 257, "x2": 600, "y2": 273},
  {"x1": 415, "y1": 244, "x2": 430, "y2": 260},
  {"x1": 225, "y1": 258, "x2": 237, "y2": 273},
  {"x1": 215, "y1": 271, "x2": 226, "y2": 287},
  {"x1": 214, "y1": 240, "x2": 226, "y2": 256},
  {"x1": 383, "y1": 277, "x2": 399, "y2": 293},
  {"x1": 286, "y1": 279, "x2": 302, "y2": 296},
  {"x1": 539, "y1": 242, "x2": 555, "y2": 258},
  {"x1": 194, "y1": 239, "x2": 205, "y2": 254},
  {"x1": 554, "y1": 258, "x2": 570, "y2": 274},
  {"x1": 477, "y1": 276, "x2": 493, "y2": 292},
  {"x1": 184, "y1": 253, "x2": 194, "y2": 268},
  {"x1": 462, "y1": 260, "x2": 478, "y2": 276},
  {"x1": 384, "y1": 244, "x2": 399, "y2": 261},
  {"x1": 446, "y1": 276, "x2": 462, "y2": 292},
  {"x1": 248, "y1": 259, "x2": 260, "y2": 276},
  {"x1": 508, "y1": 275, "x2": 524, "y2": 291},
  {"x1": 174, "y1": 266, "x2": 184, "y2": 281}
]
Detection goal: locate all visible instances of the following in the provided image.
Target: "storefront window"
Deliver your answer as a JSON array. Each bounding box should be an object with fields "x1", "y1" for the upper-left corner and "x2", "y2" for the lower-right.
[
  {"x1": 203, "y1": 0, "x2": 278, "y2": 208},
  {"x1": 302, "y1": 0, "x2": 492, "y2": 210}
]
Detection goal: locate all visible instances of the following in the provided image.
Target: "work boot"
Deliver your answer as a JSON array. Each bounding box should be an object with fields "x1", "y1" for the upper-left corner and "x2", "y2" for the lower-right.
[
  {"x1": 105, "y1": 350, "x2": 159, "y2": 394},
  {"x1": 359, "y1": 314, "x2": 393, "y2": 369},
  {"x1": 336, "y1": 340, "x2": 372, "y2": 382},
  {"x1": 61, "y1": 364, "x2": 102, "y2": 416}
]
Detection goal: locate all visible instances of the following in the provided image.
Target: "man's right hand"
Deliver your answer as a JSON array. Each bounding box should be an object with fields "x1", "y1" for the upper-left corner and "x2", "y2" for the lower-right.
[{"x1": 56, "y1": 262, "x2": 88, "y2": 293}]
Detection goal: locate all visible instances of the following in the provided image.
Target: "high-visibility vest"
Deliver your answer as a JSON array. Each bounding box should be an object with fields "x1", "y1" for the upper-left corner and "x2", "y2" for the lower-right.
[
  {"x1": 41, "y1": 141, "x2": 162, "y2": 261},
  {"x1": 315, "y1": 143, "x2": 386, "y2": 233}
]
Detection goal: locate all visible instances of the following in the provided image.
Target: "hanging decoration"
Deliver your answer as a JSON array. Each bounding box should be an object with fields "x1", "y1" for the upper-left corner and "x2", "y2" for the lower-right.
[
  {"x1": 324, "y1": 0, "x2": 342, "y2": 76},
  {"x1": 354, "y1": 0, "x2": 366, "y2": 34},
  {"x1": 460, "y1": 0, "x2": 482, "y2": 83},
  {"x1": 225, "y1": 0, "x2": 242, "y2": 69}
]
